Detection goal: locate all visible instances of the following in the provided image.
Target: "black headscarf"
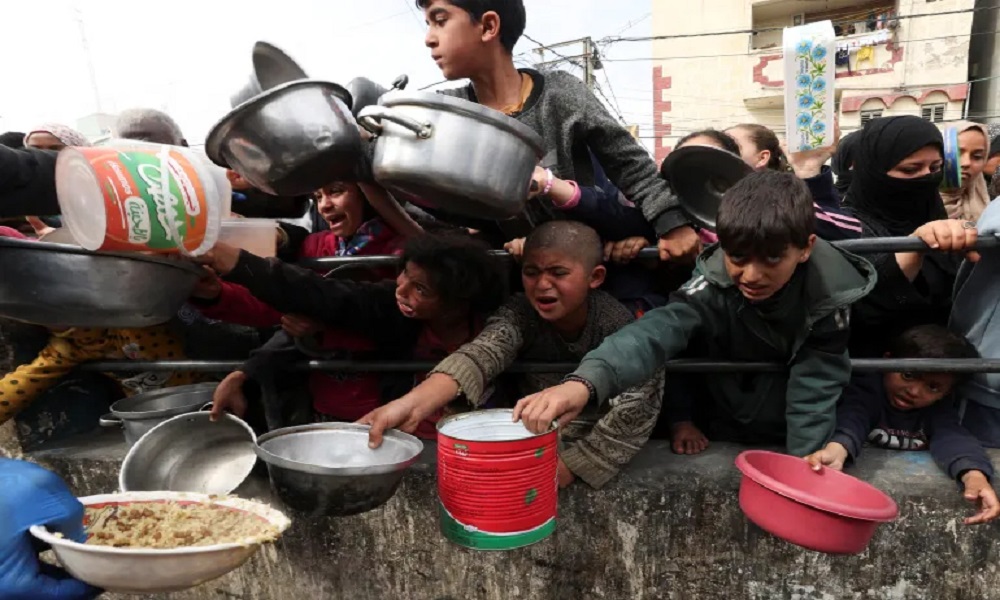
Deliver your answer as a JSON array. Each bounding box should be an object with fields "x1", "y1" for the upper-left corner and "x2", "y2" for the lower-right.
[
  {"x1": 843, "y1": 116, "x2": 946, "y2": 236},
  {"x1": 831, "y1": 130, "x2": 860, "y2": 196}
]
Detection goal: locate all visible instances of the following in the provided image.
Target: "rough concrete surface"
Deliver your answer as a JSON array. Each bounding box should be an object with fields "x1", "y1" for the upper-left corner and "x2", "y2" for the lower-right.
[{"x1": 28, "y1": 431, "x2": 1000, "y2": 600}]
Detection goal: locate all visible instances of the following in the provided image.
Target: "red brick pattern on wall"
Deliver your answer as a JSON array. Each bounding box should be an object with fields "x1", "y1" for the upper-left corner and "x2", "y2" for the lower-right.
[
  {"x1": 751, "y1": 41, "x2": 904, "y2": 88},
  {"x1": 841, "y1": 83, "x2": 970, "y2": 112},
  {"x1": 653, "y1": 66, "x2": 674, "y2": 164}
]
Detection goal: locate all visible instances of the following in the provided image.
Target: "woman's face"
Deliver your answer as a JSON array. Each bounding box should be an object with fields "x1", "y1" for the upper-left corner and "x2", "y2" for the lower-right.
[
  {"x1": 887, "y1": 146, "x2": 943, "y2": 180},
  {"x1": 314, "y1": 183, "x2": 365, "y2": 238},
  {"x1": 725, "y1": 127, "x2": 768, "y2": 170},
  {"x1": 24, "y1": 132, "x2": 66, "y2": 151},
  {"x1": 958, "y1": 128, "x2": 988, "y2": 189}
]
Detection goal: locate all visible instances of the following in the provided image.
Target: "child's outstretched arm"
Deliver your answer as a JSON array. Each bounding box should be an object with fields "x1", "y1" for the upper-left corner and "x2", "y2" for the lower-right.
[
  {"x1": 0, "y1": 340, "x2": 83, "y2": 426},
  {"x1": 927, "y1": 402, "x2": 1000, "y2": 525}
]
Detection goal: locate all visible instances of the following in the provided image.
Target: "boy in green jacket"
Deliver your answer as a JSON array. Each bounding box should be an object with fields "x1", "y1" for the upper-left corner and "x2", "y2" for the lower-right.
[{"x1": 514, "y1": 171, "x2": 878, "y2": 457}]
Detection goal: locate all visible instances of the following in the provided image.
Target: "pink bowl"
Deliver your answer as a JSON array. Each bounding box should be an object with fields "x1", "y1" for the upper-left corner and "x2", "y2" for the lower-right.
[{"x1": 735, "y1": 450, "x2": 898, "y2": 554}]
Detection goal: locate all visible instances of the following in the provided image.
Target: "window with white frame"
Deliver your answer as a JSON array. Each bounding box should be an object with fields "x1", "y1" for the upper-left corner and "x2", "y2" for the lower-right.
[
  {"x1": 921, "y1": 104, "x2": 946, "y2": 122},
  {"x1": 860, "y1": 109, "x2": 883, "y2": 125}
]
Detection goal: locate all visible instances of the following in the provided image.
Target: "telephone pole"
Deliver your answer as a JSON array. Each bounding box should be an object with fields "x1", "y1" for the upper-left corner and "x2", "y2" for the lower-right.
[{"x1": 532, "y1": 36, "x2": 601, "y2": 90}]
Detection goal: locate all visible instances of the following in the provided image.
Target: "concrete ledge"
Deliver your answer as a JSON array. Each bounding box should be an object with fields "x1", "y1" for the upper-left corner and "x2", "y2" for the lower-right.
[{"x1": 29, "y1": 432, "x2": 1000, "y2": 600}]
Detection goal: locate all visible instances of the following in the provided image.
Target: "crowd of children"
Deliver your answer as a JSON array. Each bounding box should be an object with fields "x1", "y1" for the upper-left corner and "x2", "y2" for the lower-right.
[{"x1": 2, "y1": 0, "x2": 1000, "y2": 530}]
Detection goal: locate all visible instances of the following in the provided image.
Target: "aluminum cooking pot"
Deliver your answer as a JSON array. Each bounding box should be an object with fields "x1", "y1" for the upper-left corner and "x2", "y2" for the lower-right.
[
  {"x1": 358, "y1": 91, "x2": 544, "y2": 220},
  {"x1": 230, "y1": 41, "x2": 308, "y2": 108},
  {"x1": 0, "y1": 237, "x2": 201, "y2": 328},
  {"x1": 255, "y1": 423, "x2": 423, "y2": 517},
  {"x1": 206, "y1": 80, "x2": 360, "y2": 197},
  {"x1": 99, "y1": 383, "x2": 217, "y2": 448}
]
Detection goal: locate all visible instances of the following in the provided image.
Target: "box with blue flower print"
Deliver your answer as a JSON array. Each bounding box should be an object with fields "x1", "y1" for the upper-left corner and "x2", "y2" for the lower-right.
[{"x1": 783, "y1": 21, "x2": 836, "y2": 152}]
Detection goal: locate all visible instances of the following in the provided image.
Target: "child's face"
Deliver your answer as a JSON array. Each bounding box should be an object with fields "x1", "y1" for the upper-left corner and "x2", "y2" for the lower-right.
[
  {"x1": 521, "y1": 249, "x2": 605, "y2": 326},
  {"x1": 421, "y1": 0, "x2": 490, "y2": 80},
  {"x1": 315, "y1": 183, "x2": 365, "y2": 238},
  {"x1": 883, "y1": 371, "x2": 956, "y2": 411},
  {"x1": 722, "y1": 237, "x2": 816, "y2": 302},
  {"x1": 396, "y1": 262, "x2": 444, "y2": 321}
]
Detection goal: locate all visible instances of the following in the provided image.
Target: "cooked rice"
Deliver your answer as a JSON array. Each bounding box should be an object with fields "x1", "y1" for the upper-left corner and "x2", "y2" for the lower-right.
[{"x1": 83, "y1": 500, "x2": 280, "y2": 549}]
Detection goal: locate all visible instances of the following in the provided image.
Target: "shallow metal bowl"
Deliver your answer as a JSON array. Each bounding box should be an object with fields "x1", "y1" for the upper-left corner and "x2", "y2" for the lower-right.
[
  {"x1": 255, "y1": 423, "x2": 423, "y2": 517},
  {"x1": 101, "y1": 383, "x2": 218, "y2": 448},
  {"x1": 206, "y1": 80, "x2": 359, "y2": 197},
  {"x1": 120, "y1": 412, "x2": 258, "y2": 495},
  {"x1": 0, "y1": 237, "x2": 201, "y2": 328}
]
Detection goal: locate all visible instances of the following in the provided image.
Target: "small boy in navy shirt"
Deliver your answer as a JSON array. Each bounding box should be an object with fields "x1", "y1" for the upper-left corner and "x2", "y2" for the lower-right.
[{"x1": 807, "y1": 325, "x2": 1000, "y2": 525}]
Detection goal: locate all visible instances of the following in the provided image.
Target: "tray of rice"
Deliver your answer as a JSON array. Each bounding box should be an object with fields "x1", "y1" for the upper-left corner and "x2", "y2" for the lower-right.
[{"x1": 30, "y1": 491, "x2": 291, "y2": 593}]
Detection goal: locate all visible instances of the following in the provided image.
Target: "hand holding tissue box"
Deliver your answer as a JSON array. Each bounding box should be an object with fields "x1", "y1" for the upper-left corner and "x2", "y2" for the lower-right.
[{"x1": 784, "y1": 21, "x2": 836, "y2": 152}]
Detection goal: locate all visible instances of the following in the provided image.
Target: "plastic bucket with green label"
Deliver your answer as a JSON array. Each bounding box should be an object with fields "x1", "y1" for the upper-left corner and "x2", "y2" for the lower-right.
[{"x1": 436, "y1": 410, "x2": 557, "y2": 550}]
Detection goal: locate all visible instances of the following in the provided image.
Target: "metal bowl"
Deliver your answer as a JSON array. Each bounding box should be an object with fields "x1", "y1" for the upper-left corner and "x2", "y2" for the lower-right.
[
  {"x1": 0, "y1": 237, "x2": 202, "y2": 328},
  {"x1": 230, "y1": 41, "x2": 308, "y2": 108},
  {"x1": 120, "y1": 412, "x2": 258, "y2": 494},
  {"x1": 255, "y1": 423, "x2": 423, "y2": 517},
  {"x1": 660, "y1": 144, "x2": 752, "y2": 230},
  {"x1": 358, "y1": 91, "x2": 544, "y2": 220},
  {"x1": 100, "y1": 383, "x2": 218, "y2": 448},
  {"x1": 206, "y1": 80, "x2": 360, "y2": 197}
]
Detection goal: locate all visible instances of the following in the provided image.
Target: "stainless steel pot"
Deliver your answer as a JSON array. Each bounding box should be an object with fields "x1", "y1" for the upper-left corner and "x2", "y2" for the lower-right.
[
  {"x1": 230, "y1": 41, "x2": 308, "y2": 108},
  {"x1": 255, "y1": 423, "x2": 423, "y2": 517},
  {"x1": 0, "y1": 237, "x2": 202, "y2": 328},
  {"x1": 659, "y1": 144, "x2": 752, "y2": 230},
  {"x1": 99, "y1": 383, "x2": 217, "y2": 448},
  {"x1": 358, "y1": 91, "x2": 544, "y2": 220},
  {"x1": 120, "y1": 412, "x2": 258, "y2": 494},
  {"x1": 205, "y1": 80, "x2": 360, "y2": 197}
]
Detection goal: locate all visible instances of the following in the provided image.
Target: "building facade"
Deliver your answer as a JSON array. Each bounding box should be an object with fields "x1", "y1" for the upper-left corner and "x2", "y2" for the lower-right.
[{"x1": 651, "y1": 0, "x2": 976, "y2": 163}]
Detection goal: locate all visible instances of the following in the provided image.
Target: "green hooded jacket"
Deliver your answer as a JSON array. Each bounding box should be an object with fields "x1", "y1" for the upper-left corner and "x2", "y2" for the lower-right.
[{"x1": 574, "y1": 239, "x2": 877, "y2": 456}]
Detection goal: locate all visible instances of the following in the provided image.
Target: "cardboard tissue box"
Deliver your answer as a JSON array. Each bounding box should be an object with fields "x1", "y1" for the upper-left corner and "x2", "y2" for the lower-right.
[{"x1": 783, "y1": 21, "x2": 836, "y2": 152}]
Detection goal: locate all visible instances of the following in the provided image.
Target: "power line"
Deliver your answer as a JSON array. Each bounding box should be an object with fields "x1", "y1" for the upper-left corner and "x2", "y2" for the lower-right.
[{"x1": 599, "y1": 3, "x2": 1000, "y2": 44}]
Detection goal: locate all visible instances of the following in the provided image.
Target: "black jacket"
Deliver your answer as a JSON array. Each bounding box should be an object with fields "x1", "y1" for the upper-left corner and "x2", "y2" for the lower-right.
[{"x1": 0, "y1": 146, "x2": 59, "y2": 218}]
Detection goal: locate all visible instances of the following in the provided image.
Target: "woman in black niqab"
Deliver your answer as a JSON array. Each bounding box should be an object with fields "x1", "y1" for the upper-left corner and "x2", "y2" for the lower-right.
[
  {"x1": 843, "y1": 116, "x2": 978, "y2": 356},
  {"x1": 831, "y1": 129, "x2": 861, "y2": 198}
]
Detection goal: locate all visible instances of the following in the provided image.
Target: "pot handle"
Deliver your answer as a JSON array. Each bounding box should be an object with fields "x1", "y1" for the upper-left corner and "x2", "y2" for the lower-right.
[
  {"x1": 200, "y1": 402, "x2": 215, "y2": 412},
  {"x1": 358, "y1": 106, "x2": 433, "y2": 139},
  {"x1": 99, "y1": 414, "x2": 122, "y2": 428}
]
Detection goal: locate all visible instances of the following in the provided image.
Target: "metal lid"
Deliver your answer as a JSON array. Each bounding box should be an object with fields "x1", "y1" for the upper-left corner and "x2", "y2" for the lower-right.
[
  {"x1": 109, "y1": 383, "x2": 217, "y2": 420},
  {"x1": 660, "y1": 144, "x2": 753, "y2": 230},
  {"x1": 0, "y1": 237, "x2": 204, "y2": 277}
]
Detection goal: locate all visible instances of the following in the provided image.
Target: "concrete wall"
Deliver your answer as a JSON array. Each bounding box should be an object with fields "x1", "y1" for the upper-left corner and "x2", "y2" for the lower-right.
[{"x1": 29, "y1": 432, "x2": 1000, "y2": 600}]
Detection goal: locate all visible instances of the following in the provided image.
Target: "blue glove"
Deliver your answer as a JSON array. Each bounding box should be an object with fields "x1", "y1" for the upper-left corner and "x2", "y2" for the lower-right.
[{"x1": 0, "y1": 459, "x2": 101, "y2": 600}]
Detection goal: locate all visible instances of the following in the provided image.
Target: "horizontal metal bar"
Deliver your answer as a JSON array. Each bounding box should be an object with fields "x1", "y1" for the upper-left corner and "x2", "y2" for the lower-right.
[
  {"x1": 79, "y1": 358, "x2": 1000, "y2": 374},
  {"x1": 297, "y1": 235, "x2": 1000, "y2": 268}
]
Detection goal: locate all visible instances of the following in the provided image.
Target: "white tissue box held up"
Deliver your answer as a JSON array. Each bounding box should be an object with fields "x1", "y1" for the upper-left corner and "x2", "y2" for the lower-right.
[{"x1": 783, "y1": 21, "x2": 836, "y2": 152}]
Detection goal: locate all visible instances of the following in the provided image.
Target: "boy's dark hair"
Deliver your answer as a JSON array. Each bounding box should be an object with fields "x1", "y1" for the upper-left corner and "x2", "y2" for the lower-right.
[
  {"x1": 401, "y1": 233, "x2": 507, "y2": 316},
  {"x1": 729, "y1": 123, "x2": 789, "y2": 171},
  {"x1": 717, "y1": 170, "x2": 815, "y2": 258},
  {"x1": 676, "y1": 129, "x2": 741, "y2": 156},
  {"x1": 889, "y1": 325, "x2": 979, "y2": 383},
  {"x1": 0, "y1": 132, "x2": 25, "y2": 149},
  {"x1": 417, "y1": 0, "x2": 526, "y2": 53},
  {"x1": 522, "y1": 220, "x2": 603, "y2": 270}
]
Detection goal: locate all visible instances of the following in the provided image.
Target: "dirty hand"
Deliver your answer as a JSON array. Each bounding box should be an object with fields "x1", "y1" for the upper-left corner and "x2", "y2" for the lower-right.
[
  {"x1": 358, "y1": 396, "x2": 426, "y2": 449},
  {"x1": 961, "y1": 470, "x2": 1000, "y2": 525},
  {"x1": 190, "y1": 266, "x2": 222, "y2": 301},
  {"x1": 513, "y1": 381, "x2": 591, "y2": 435},
  {"x1": 191, "y1": 243, "x2": 242, "y2": 276},
  {"x1": 557, "y1": 457, "x2": 575, "y2": 489},
  {"x1": 912, "y1": 220, "x2": 981, "y2": 263},
  {"x1": 657, "y1": 226, "x2": 701, "y2": 262},
  {"x1": 281, "y1": 314, "x2": 323, "y2": 338},
  {"x1": 604, "y1": 237, "x2": 651, "y2": 264},
  {"x1": 225, "y1": 170, "x2": 253, "y2": 192},
  {"x1": 527, "y1": 166, "x2": 550, "y2": 200},
  {"x1": 504, "y1": 238, "x2": 527, "y2": 261},
  {"x1": 805, "y1": 442, "x2": 849, "y2": 472},
  {"x1": 0, "y1": 459, "x2": 102, "y2": 600},
  {"x1": 210, "y1": 371, "x2": 249, "y2": 421}
]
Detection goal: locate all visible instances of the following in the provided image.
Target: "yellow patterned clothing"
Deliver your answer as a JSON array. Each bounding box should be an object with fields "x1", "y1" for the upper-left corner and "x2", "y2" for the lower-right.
[{"x1": 0, "y1": 325, "x2": 197, "y2": 425}]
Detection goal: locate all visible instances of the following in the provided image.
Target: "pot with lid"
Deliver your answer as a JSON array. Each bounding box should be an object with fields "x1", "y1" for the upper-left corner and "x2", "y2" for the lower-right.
[{"x1": 358, "y1": 91, "x2": 544, "y2": 220}]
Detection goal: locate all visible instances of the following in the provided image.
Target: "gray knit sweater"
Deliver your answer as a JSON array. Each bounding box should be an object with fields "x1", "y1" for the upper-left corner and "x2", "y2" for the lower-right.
[
  {"x1": 438, "y1": 69, "x2": 689, "y2": 238},
  {"x1": 431, "y1": 291, "x2": 664, "y2": 489}
]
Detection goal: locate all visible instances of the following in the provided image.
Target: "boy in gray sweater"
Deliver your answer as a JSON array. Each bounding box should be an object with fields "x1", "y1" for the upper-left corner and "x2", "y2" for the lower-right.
[{"x1": 411, "y1": 0, "x2": 700, "y2": 260}]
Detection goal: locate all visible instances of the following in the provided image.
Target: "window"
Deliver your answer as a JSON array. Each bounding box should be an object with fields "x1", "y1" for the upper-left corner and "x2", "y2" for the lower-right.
[
  {"x1": 860, "y1": 110, "x2": 883, "y2": 125},
  {"x1": 922, "y1": 104, "x2": 946, "y2": 122}
]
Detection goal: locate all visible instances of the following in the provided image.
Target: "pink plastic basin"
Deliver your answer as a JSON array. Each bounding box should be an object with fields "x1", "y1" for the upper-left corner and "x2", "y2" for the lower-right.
[{"x1": 735, "y1": 450, "x2": 898, "y2": 554}]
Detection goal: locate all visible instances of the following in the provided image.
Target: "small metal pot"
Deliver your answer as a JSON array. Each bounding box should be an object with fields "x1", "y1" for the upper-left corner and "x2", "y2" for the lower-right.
[
  {"x1": 230, "y1": 41, "x2": 308, "y2": 108},
  {"x1": 659, "y1": 144, "x2": 752, "y2": 230},
  {"x1": 0, "y1": 237, "x2": 202, "y2": 328},
  {"x1": 358, "y1": 91, "x2": 544, "y2": 220},
  {"x1": 99, "y1": 383, "x2": 217, "y2": 448},
  {"x1": 120, "y1": 412, "x2": 258, "y2": 495},
  {"x1": 255, "y1": 423, "x2": 423, "y2": 517},
  {"x1": 206, "y1": 80, "x2": 360, "y2": 197}
]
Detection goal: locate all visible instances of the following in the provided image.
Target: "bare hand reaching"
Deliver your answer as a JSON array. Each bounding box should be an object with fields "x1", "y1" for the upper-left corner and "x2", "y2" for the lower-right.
[{"x1": 512, "y1": 381, "x2": 591, "y2": 435}]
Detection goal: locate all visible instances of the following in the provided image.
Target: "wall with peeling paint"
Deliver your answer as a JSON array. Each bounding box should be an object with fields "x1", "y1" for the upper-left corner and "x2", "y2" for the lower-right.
[{"x1": 27, "y1": 433, "x2": 1000, "y2": 600}]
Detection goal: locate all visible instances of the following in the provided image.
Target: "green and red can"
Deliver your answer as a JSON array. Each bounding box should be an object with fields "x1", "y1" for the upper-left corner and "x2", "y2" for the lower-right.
[{"x1": 437, "y1": 410, "x2": 558, "y2": 550}]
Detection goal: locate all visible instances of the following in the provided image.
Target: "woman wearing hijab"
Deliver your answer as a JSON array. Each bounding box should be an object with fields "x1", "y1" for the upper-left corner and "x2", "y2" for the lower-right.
[
  {"x1": 939, "y1": 121, "x2": 992, "y2": 222},
  {"x1": 831, "y1": 129, "x2": 861, "y2": 199},
  {"x1": 22, "y1": 125, "x2": 89, "y2": 151},
  {"x1": 844, "y1": 116, "x2": 980, "y2": 356}
]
